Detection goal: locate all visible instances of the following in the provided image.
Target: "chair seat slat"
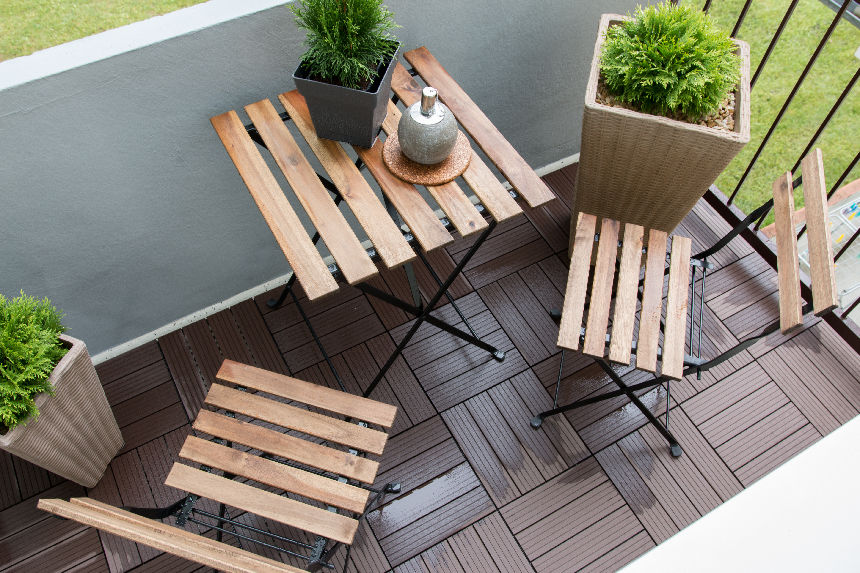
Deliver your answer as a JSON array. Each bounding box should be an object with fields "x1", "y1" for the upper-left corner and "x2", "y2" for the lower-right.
[
  {"x1": 662, "y1": 236, "x2": 692, "y2": 380},
  {"x1": 609, "y1": 223, "x2": 644, "y2": 364},
  {"x1": 583, "y1": 218, "x2": 620, "y2": 357},
  {"x1": 558, "y1": 213, "x2": 597, "y2": 350},
  {"x1": 636, "y1": 230, "x2": 668, "y2": 373}
]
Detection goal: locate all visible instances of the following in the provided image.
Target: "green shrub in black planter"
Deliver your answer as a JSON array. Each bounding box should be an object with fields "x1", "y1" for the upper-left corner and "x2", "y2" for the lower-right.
[
  {"x1": 0, "y1": 292, "x2": 67, "y2": 433},
  {"x1": 291, "y1": 0, "x2": 400, "y2": 148}
]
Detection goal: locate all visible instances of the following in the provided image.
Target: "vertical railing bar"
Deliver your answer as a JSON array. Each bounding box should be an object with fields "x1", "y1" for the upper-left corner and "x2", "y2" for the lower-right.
[
  {"x1": 702, "y1": 0, "x2": 713, "y2": 13},
  {"x1": 792, "y1": 67, "x2": 860, "y2": 237},
  {"x1": 751, "y1": 0, "x2": 800, "y2": 89},
  {"x1": 731, "y1": 0, "x2": 754, "y2": 38},
  {"x1": 727, "y1": 0, "x2": 852, "y2": 205},
  {"x1": 841, "y1": 293, "x2": 860, "y2": 319},
  {"x1": 834, "y1": 226, "x2": 860, "y2": 263},
  {"x1": 827, "y1": 150, "x2": 860, "y2": 198}
]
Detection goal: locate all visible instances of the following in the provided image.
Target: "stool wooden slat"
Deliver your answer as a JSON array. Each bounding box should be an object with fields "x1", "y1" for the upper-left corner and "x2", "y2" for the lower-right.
[
  {"x1": 773, "y1": 171, "x2": 804, "y2": 333},
  {"x1": 380, "y1": 101, "x2": 487, "y2": 237},
  {"x1": 211, "y1": 111, "x2": 339, "y2": 300},
  {"x1": 583, "y1": 218, "x2": 620, "y2": 357},
  {"x1": 403, "y1": 47, "x2": 556, "y2": 208},
  {"x1": 608, "y1": 223, "x2": 644, "y2": 364},
  {"x1": 179, "y1": 436, "x2": 370, "y2": 513},
  {"x1": 558, "y1": 213, "x2": 597, "y2": 350},
  {"x1": 165, "y1": 463, "x2": 359, "y2": 545},
  {"x1": 38, "y1": 498, "x2": 301, "y2": 573},
  {"x1": 390, "y1": 64, "x2": 522, "y2": 223},
  {"x1": 217, "y1": 359, "x2": 398, "y2": 428},
  {"x1": 636, "y1": 229, "x2": 668, "y2": 373},
  {"x1": 193, "y1": 410, "x2": 380, "y2": 484},
  {"x1": 205, "y1": 384, "x2": 389, "y2": 455},
  {"x1": 277, "y1": 90, "x2": 415, "y2": 269},
  {"x1": 354, "y1": 140, "x2": 454, "y2": 252},
  {"x1": 801, "y1": 149, "x2": 839, "y2": 316},
  {"x1": 662, "y1": 235, "x2": 692, "y2": 380},
  {"x1": 245, "y1": 99, "x2": 377, "y2": 285}
]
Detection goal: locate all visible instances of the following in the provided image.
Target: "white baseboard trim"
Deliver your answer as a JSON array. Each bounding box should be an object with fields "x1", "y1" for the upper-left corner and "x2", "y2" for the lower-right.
[{"x1": 91, "y1": 152, "x2": 581, "y2": 365}]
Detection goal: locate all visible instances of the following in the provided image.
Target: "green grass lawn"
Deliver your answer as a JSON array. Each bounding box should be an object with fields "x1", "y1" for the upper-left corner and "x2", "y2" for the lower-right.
[
  {"x1": 0, "y1": 0, "x2": 207, "y2": 61},
  {"x1": 683, "y1": 0, "x2": 860, "y2": 221}
]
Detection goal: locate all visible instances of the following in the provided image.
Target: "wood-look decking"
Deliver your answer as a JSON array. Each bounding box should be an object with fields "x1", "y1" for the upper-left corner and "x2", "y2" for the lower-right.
[{"x1": 2, "y1": 164, "x2": 860, "y2": 573}]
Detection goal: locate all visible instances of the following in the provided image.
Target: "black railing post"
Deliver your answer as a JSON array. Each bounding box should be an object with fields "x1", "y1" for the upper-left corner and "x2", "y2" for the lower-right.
[{"x1": 751, "y1": 0, "x2": 800, "y2": 90}]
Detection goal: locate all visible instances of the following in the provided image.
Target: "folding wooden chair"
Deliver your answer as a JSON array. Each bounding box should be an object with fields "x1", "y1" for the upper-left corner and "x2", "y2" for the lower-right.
[
  {"x1": 532, "y1": 149, "x2": 838, "y2": 459},
  {"x1": 40, "y1": 359, "x2": 400, "y2": 572}
]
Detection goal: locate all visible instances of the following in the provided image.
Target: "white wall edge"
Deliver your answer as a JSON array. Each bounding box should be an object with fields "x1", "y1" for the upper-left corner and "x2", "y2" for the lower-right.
[
  {"x1": 91, "y1": 152, "x2": 580, "y2": 365},
  {"x1": 0, "y1": 0, "x2": 289, "y2": 91}
]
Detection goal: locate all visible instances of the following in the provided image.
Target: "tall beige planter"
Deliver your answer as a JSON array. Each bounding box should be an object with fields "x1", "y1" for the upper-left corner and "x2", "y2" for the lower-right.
[
  {"x1": 0, "y1": 334, "x2": 123, "y2": 487},
  {"x1": 573, "y1": 13, "x2": 751, "y2": 236}
]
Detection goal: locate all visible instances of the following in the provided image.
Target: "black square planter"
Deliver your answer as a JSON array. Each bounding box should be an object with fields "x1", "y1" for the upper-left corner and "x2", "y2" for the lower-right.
[{"x1": 292, "y1": 43, "x2": 401, "y2": 149}]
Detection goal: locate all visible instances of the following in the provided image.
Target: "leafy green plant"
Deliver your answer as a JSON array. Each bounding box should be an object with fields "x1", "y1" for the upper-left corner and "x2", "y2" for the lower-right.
[
  {"x1": 291, "y1": 0, "x2": 399, "y2": 90},
  {"x1": 600, "y1": 2, "x2": 741, "y2": 118},
  {"x1": 0, "y1": 292, "x2": 67, "y2": 432}
]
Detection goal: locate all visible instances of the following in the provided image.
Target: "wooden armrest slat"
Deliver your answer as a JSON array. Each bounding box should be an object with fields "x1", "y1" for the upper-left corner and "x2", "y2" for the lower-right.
[
  {"x1": 773, "y1": 170, "x2": 804, "y2": 333},
  {"x1": 245, "y1": 99, "x2": 377, "y2": 285},
  {"x1": 609, "y1": 223, "x2": 644, "y2": 364},
  {"x1": 662, "y1": 236, "x2": 691, "y2": 380},
  {"x1": 179, "y1": 436, "x2": 370, "y2": 513},
  {"x1": 217, "y1": 359, "x2": 397, "y2": 428},
  {"x1": 354, "y1": 141, "x2": 453, "y2": 253},
  {"x1": 194, "y1": 410, "x2": 380, "y2": 484},
  {"x1": 205, "y1": 384, "x2": 389, "y2": 456},
  {"x1": 211, "y1": 110, "x2": 338, "y2": 300},
  {"x1": 636, "y1": 230, "x2": 668, "y2": 373},
  {"x1": 558, "y1": 213, "x2": 597, "y2": 350},
  {"x1": 277, "y1": 91, "x2": 416, "y2": 269},
  {"x1": 38, "y1": 498, "x2": 301, "y2": 573},
  {"x1": 801, "y1": 149, "x2": 838, "y2": 316},
  {"x1": 380, "y1": 100, "x2": 487, "y2": 237},
  {"x1": 165, "y1": 463, "x2": 359, "y2": 545},
  {"x1": 404, "y1": 47, "x2": 555, "y2": 208},
  {"x1": 583, "y1": 218, "x2": 620, "y2": 357},
  {"x1": 390, "y1": 64, "x2": 522, "y2": 223}
]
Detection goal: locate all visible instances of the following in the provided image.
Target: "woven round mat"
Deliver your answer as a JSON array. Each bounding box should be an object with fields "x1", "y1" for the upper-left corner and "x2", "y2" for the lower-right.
[{"x1": 382, "y1": 131, "x2": 471, "y2": 185}]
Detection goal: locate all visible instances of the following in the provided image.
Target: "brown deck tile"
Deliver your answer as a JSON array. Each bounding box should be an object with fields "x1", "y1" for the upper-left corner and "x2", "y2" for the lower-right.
[
  {"x1": 708, "y1": 269, "x2": 777, "y2": 321},
  {"x1": 67, "y1": 553, "x2": 111, "y2": 572},
  {"x1": 449, "y1": 218, "x2": 533, "y2": 266},
  {"x1": 401, "y1": 310, "x2": 498, "y2": 369},
  {"x1": 364, "y1": 274, "x2": 411, "y2": 330},
  {"x1": 330, "y1": 520, "x2": 391, "y2": 573},
  {"x1": 577, "y1": 384, "x2": 670, "y2": 453},
  {"x1": 102, "y1": 360, "x2": 172, "y2": 407},
  {"x1": 206, "y1": 308, "x2": 254, "y2": 364},
  {"x1": 4, "y1": 528, "x2": 103, "y2": 573},
  {"x1": 682, "y1": 361, "x2": 771, "y2": 425},
  {"x1": 118, "y1": 402, "x2": 188, "y2": 454},
  {"x1": 282, "y1": 311, "x2": 385, "y2": 373},
  {"x1": 11, "y1": 457, "x2": 53, "y2": 500},
  {"x1": 716, "y1": 403, "x2": 809, "y2": 470},
  {"x1": 182, "y1": 320, "x2": 223, "y2": 386},
  {"x1": 465, "y1": 239, "x2": 554, "y2": 291},
  {"x1": 472, "y1": 512, "x2": 535, "y2": 573},
  {"x1": 734, "y1": 424, "x2": 821, "y2": 486},
  {"x1": 0, "y1": 452, "x2": 20, "y2": 511},
  {"x1": 96, "y1": 341, "x2": 163, "y2": 385},
  {"x1": 419, "y1": 541, "x2": 466, "y2": 572},
  {"x1": 447, "y1": 524, "x2": 501, "y2": 572},
  {"x1": 86, "y1": 467, "x2": 143, "y2": 572},
  {"x1": 414, "y1": 246, "x2": 473, "y2": 302},
  {"x1": 579, "y1": 530, "x2": 655, "y2": 573},
  {"x1": 480, "y1": 276, "x2": 556, "y2": 365},
  {"x1": 522, "y1": 202, "x2": 569, "y2": 255},
  {"x1": 700, "y1": 253, "x2": 773, "y2": 303},
  {"x1": 111, "y1": 382, "x2": 180, "y2": 429},
  {"x1": 393, "y1": 556, "x2": 431, "y2": 573},
  {"x1": 365, "y1": 334, "x2": 437, "y2": 427},
  {"x1": 231, "y1": 299, "x2": 289, "y2": 375},
  {"x1": 159, "y1": 330, "x2": 207, "y2": 419}
]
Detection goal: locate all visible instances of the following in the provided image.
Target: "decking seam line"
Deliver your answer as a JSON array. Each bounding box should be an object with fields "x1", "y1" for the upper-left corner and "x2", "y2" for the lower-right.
[{"x1": 731, "y1": 422, "x2": 821, "y2": 481}]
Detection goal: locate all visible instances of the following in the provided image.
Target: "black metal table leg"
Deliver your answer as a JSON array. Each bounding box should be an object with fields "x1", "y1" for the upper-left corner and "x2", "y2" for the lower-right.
[{"x1": 363, "y1": 220, "x2": 501, "y2": 398}]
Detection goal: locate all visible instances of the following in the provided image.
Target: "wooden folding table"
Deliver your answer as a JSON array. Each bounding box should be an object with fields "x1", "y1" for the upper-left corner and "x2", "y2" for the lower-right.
[{"x1": 211, "y1": 46, "x2": 556, "y2": 397}]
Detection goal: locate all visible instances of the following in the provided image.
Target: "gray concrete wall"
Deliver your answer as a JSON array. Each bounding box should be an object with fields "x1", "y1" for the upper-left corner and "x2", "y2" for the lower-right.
[{"x1": 0, "y1": 0, "x2": 643, "y2": 355}]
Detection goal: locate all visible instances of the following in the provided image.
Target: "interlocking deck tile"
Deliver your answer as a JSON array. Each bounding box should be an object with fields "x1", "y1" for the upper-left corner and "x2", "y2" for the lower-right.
[
  {"x1": 465, "y1": 239, "x2": 554, "y2": 291},
  {"x1": 111, "y1": 381, "x2": 180, "y2": 429},
  {"x1": 102, "y1": 360, "x2": 172, "y2": 407},
  {"x1": 734, "y1": 424, "x2": 821, "y2": 487},
  {"x1": 159, "y1": 330, "x2": 207, "y2": 419},
  {"x1": 447, "y1": 522, "x2": 502, "y2": 573},
  {"x1": 716, "y1": 403, "x2": 809, "y2": 470},
  {"x1": 95, "y1": 341, "x2": 162, "y2": 385},
  {"x1": 231, "y1": 299, "x2": 290, "y2": 375},
  {"x1": 4, "y1": 528, "x2": 103, "y2": 573}
]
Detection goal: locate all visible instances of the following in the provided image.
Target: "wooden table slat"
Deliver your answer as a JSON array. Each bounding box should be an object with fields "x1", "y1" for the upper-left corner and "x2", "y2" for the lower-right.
[
  {"x1": 609, "y1": 223, "x2": 644, "y2": 364},
  {"x1": 277, "y1": 90, "x2": 416, "y2": 269},
  {"x1": 636, "y1": 230, "x2": 668, "y2": 373},
  {"x1": 583, "y1": 218, "x2": 620, "y2": 357},
  {"x1": 165, "y1": 463, "x2": 359, "y2": 545},
  {"x1": 662, "y1": 236, "x2": 691, "y2": 380},
  {"x1": 217, "y1": 359, "x2": 398, "y2": 428},
  {"x1": 390, "y1": 64, "x2": 522, "y2": 223},
  {"x1": 354, "y1": 142, "x2": 453, "y2": 253},
  {"x1": 380, "y1": 101, "x2": 487, "y2": 237},
  {"x1": 404, "y1": 47, "x2": 555, "y2": 208},
  {"x1": 558, "y1": 213, "x2": 597, "y2": 351},
  {"x1": 179, "y1": 436, "x2": 370, "y2": 513},
  {"x1": 211, "y1": 111, "x2": 338, "y2": 300},
  {"x1": 193, "y1": 410, "x2": 380, "y2": 484},
  {"x1": 800, "y1": 149, "x2": 838, "y2": 316},
  {"x1": 772, "y1": 171, "x2": 804, "y2": 333},
  {"x1": 245, "y1": 99, "x2": 377, "y2": 285},
  {"x1": 204, "y1": 383, "x2": 389, "y2": 455},
  {"x1": 39, "y1": 498, "x2": 301, "y2": 573}
]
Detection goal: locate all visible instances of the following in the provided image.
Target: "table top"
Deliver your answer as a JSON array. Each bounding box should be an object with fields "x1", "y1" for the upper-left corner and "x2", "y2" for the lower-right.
[{"x1": 212, "y1": 46, "x2": 555, "y2": 301}]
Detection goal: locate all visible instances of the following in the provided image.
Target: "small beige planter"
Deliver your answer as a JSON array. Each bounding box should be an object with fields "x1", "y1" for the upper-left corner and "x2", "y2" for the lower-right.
[
  {"x1": 0, "y1": 334, "x2": 123, "y2": 487},
  {"x1": 573, "y1": 13, "x2": 751, "y2": 236}
]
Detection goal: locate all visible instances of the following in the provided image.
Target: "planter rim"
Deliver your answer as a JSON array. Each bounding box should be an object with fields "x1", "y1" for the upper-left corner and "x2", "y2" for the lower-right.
[
  {"x1": 0, "y1": 333, "x2": 84, "y2": 444},
  {"x1": 586, "y1": 13, "x2": 751, "y2": 144},
  {"x1": 292, "y1": 41, "x2": 402, "y2": 97}
]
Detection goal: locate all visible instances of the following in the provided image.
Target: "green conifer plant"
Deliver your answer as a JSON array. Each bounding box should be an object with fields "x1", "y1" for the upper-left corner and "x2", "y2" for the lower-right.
[
  {"x1": 291, "y1": 0, "x2": 399, "y2": 90},
  {"x1": 0, "y1": 292, "x2": 67, "y2": 432},
  {"x1": 600, "y1": 2, "x2": 740, "y2": 119}
]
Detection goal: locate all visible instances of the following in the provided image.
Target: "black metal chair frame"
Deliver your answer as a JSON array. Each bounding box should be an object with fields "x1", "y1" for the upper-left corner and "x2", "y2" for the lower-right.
[{"x1": 531, "y1": 190, "x2": 827, "y2": 458}]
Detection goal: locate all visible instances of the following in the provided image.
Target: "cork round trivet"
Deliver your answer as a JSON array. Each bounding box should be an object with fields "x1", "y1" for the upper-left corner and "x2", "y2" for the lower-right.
[{"x1": 383, "y1": 131, "x2": 471, "y2": 185}]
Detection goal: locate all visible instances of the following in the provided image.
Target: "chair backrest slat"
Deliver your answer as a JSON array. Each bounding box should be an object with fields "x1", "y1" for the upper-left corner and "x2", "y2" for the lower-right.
[
  {"x1": 773, "y1": 170, "x2": 804, "y2": 333},
  {"x1": 801, "y1": 149, "x2": 839, "y2": 316}
]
